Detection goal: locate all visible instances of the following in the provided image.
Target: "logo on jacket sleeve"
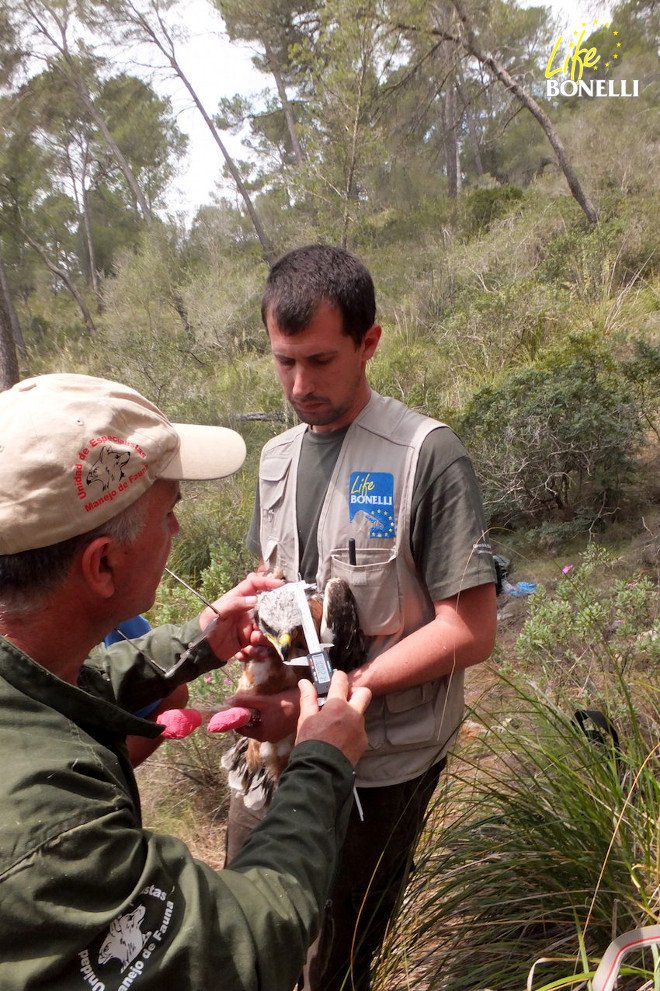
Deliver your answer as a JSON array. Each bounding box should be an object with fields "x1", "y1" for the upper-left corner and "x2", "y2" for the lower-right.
[
  {"x1": 98, "y1": 905, "x2": 150, "y2": 972},
  {"x1": 349, "y1": 472, "x2": 395, "y2": 538},
  {"x1": 78, "y1": 884, "x2": 178, "y2": 990}
]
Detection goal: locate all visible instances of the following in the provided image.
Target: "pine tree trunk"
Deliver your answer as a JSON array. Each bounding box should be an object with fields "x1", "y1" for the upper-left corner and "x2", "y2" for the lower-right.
[
  {"x1": 81, "y1": 187, "x2": 103, "y2": 310},
  {"x1": 265, "y1": 42, "x2": 306, "y2": 167},
  {"x1": 175, "y1": 63, "x2": 276, "y2": 265},
  {"x1": 445, "y1": 81, "x2": 459, "y2": 198},
  {"x1": 0, "y1": 248, "x2": 25, "y2": 361},
  {"x1": 456, "y1": 67, "x2": 484, "y2": 177},
  {"x1": 24, "y1": 233, "x2": 96, "y2": 335},
  {"x1": 0, "y1": 289, "x2": 20, "y2": 390},
  {"x1": 448, "y1": 0, "x2": 597, "y2": 224}
]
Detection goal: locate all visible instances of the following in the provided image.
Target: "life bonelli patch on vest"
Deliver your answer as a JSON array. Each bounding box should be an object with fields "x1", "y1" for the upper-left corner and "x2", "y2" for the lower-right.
[{"x1": 349, "y1": 472, "x2": 395, "y2": 538}]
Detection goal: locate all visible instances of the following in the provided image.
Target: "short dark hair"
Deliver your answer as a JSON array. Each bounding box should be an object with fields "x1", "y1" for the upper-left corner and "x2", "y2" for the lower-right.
[{"x1": 261, "y1": 244, "x2": 376, "y2": 347}]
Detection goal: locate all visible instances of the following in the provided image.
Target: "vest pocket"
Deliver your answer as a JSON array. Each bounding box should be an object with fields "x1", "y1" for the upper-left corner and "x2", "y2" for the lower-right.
[
  {"x1": 260, "y1": 456, "x2": 291, "y2": 512},
  {"x1": 364, "y1": 685, "x2": 439, "y2": 749},
  {"x1": 385, "y1": 684, "x2": 437, "y2": 746},
  {"x1": 384, "y1": 701, "x2": 436, "y2": 746},
  {"x1": 260, "y1": 456, "x2": 292, "y2": 575},
  {"x1": 329, "y1": 548, "x2": 401, "y2": 637}
]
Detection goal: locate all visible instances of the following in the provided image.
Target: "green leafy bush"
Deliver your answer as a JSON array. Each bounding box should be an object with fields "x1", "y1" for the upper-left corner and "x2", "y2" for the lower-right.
[
  {"x1": 464, "y1": 184, "x2": 524, "y2": 234},
  {"x1": 622, "y1": 338, "x2": 660, "y2": 441},
  {"x1": 516, "y1": 545, "x2": 660, "y2": 688},
  {"x1": 459, "y1": 338, "x2": 644, "y2": 527}
]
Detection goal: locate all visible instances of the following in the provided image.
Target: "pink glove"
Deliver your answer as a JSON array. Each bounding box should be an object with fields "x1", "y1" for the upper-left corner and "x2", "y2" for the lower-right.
[
  {"x1": 207, "y1": 706, "x2": 254, "y2": 732},
  {"x1": 158, "y1": 708, "x2": 203, "y2": 740}
]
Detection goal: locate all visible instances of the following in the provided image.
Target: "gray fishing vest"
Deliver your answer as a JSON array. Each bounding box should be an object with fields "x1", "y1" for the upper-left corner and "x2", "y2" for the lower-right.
[{"x1": 257, "y1": 390, "x2": 464, "y2": 786}]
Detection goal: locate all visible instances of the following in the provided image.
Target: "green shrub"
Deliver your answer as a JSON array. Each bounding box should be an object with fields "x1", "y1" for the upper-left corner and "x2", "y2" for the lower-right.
[
  {"x1": 464, "y1": 184, "x2": 524, "y2": 234},
  {"x1": 515, "y1": 545, "x2": 660, "y2": 699},
  {"x1": 622, "y1": 338, "x2": 660, "y2": 442},
  {"x1": 538, "y1": 218, "x2": 629, "y2": 300},
  {"x1": 459, "y1": 339, "x2": 644, "y2": 527}
]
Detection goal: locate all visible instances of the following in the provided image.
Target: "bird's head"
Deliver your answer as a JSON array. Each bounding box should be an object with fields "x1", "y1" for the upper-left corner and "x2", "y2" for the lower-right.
[
  {"x1": 254, "y1": 584, "x2": 311, "y2": 664},
  {"x1": 254, "y1": 579, "x2": 364, "y2": 672}
]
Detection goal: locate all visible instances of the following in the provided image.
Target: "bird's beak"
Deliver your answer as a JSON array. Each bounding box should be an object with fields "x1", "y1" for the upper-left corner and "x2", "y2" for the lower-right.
[{"x1": 266, "y1": 631, "x2": 291, "y2": 662}]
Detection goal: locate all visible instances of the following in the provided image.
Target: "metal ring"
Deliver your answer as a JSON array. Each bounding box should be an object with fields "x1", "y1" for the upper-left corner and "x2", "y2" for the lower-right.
[{"x1": 246, "y1": 708, "x2": 262, "y2": 729}]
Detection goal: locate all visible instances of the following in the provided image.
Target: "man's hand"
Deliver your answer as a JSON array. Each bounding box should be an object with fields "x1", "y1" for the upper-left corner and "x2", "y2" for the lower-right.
[
  {"x1": 198, "y1": 572, "x2": 283, "y2": 663},
  {"x1": 295, "y1": 671, "x2": 371, "y2": 768}
]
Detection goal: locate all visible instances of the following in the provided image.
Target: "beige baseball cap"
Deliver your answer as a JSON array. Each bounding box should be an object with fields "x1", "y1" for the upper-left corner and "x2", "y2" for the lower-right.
[{"x1": 0, "y1": 373, "x2": 247, "y2": 554}]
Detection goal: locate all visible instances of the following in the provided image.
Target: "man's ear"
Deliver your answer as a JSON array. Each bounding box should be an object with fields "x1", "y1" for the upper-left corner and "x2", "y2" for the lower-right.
[
  {"x1": 362, "y1": 323, "x2": 382, "y2": 361},
  {"x1": 79, "y1": 536, "x2": 116, "y2": 599}
]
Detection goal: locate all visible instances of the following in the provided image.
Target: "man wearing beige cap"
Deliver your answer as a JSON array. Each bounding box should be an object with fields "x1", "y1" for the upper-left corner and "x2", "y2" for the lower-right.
[{"x1": 0, "y1": 373, "x2": 371, "y2": 991}]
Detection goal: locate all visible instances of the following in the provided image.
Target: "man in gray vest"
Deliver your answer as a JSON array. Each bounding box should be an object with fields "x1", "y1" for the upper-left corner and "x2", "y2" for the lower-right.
[{"x1": 228, "y1": 245, "x2": 497, "y2": 990}]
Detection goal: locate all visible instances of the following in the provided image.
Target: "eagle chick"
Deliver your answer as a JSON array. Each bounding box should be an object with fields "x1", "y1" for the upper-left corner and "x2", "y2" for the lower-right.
[{"x1": 221, "y1": 578, "x2": 366, "y2": 809}]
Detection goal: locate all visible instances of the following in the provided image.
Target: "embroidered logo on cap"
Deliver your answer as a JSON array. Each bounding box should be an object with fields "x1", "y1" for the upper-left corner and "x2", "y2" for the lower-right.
[
  {"x1": 73, "y1": 438, "x2": 148, "y2": 515},
  {"x1": 349, "y1": 471, "x2": 395, "y2": 538}
]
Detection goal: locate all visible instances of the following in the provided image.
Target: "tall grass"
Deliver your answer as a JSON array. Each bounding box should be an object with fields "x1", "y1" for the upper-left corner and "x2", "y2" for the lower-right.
[
  {"x1": 382, "y1": 686, "x2": 660, "y2": 989},
  {"x1": 374, "y1": 545, "x2": 660, "y2": 991}
]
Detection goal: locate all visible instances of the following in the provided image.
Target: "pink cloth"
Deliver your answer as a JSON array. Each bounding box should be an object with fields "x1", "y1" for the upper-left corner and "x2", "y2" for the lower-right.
[
  {"x1": 207, "y1": 707, "x2": 253, "y2": 732},
  {"x1": 158, "y1": 708, "x2": 203, "y2": 740}
]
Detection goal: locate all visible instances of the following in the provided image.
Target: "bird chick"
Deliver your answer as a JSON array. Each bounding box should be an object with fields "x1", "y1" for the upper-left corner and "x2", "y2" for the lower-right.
[{"x1": 222, "y1": 578, "x2": 366, "y2": 809}]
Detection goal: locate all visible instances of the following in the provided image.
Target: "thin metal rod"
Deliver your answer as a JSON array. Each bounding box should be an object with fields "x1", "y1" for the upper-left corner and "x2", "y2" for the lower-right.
[{"x1": 164, "y1": 567, "x2": 220, "y2": 614}]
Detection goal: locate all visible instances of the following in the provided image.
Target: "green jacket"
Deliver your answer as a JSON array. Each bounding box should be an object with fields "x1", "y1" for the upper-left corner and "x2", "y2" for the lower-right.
[{"x1": 0, "y1": 623, "x2": 355, "y2": 990}]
